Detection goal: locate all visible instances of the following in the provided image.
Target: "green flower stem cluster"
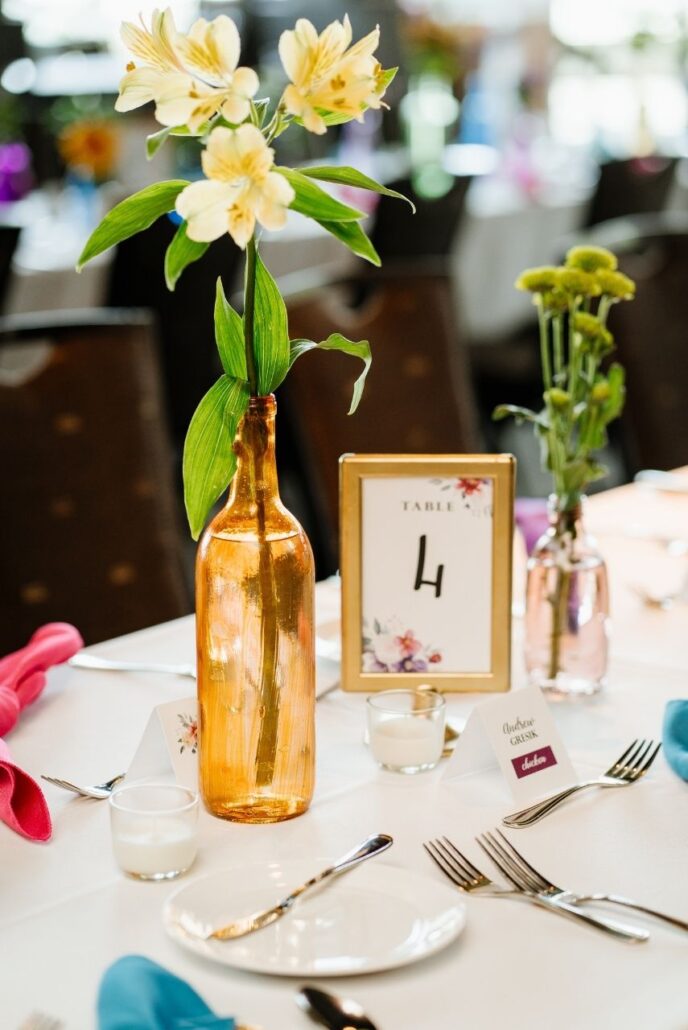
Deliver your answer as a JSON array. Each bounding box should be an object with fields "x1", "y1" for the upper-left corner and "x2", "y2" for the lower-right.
[{"x1": 494, "y1": 245, "x2": 635, "y2": 513}]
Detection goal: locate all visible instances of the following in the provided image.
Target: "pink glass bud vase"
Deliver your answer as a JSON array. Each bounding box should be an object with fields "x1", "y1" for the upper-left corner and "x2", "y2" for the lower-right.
[{"x1": 524, "y1": 496, "x2": 609, "y2": 697}]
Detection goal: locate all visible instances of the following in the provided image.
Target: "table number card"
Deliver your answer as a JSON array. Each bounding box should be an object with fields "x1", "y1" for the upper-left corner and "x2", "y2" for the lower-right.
[
  {"x1": 340, "y1": 454, "x2": 515, "y2": 692},
  {"x1": 127, "y1": 697, "x2": 198, "y2": 790},
  {"x1": 443, "y1": 685, "x2": 577, "y2": 802}
]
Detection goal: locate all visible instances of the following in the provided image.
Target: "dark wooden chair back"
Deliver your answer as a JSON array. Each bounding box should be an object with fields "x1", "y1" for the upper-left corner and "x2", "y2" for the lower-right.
[
  {"x1": 280, "y1": 268, "x2": 480, "y2": 572},
  {"x1": 0, "y1": 225, "x2": 20, "y2": 313},
  {"x1": 584, "y1": 157, "x2": 677, "y2": 228},
  {"x1": 580, "y1": 213, "x2": 688, "y2": 472},
  {"x1": 371, "y1": 176, "x2": 471, "y2": 262},
  {"x1": 0, "y1": 309, "x2": 191, "y2": 650},
  {"x1": 107, "y1": 216, "x2": 242, "y2": 448}
]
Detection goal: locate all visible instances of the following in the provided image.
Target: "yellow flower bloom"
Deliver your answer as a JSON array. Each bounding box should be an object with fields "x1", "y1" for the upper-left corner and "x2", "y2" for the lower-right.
[
  {"x1": 565, "y1": 245, "x2": 617, "y2": 273},
  {"x1": 115, "y1": 9, "x2": 258, "y2": 133},
  {"x1": 158, "y1": 16, "x2": 259, "y2": 130},
  {"x1": 595, "y1": 268, "x2": 636, "y2": 300},
  {"x1": 279, "y1": 15, "x2": 388, "y2": 135},
  {"x1": 176, "y1": 125, "x2": 295, "y2": 249},
  {"x1": 115, "y1": 8, "x2": 186, "y2": 114},
  {"x1": 514, "y1": 266, "x2": 560, "y2": 293},
  {"x1": 558, "y1": 268, "x2": 601, "y2": 298},
  {"x1": 57, "y1": 119, "x2": 119, "y2": 180}
]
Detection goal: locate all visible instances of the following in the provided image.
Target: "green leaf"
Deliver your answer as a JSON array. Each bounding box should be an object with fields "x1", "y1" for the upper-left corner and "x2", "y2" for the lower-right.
[
  {"x1": 214, "y1": 278, "x2": 247, "y2": 379},
  {"x1": 253, "y1": 250, "x2": 290, "y2": 395},
  {"x1": 379, "y1": 67, "x2": 398, "y2": 92},
  {"x1": 604, "y1": 362, "x2": 626, "y2": 421},
  {"x1": 492, "y1": 404, "x2": 549, "y2": 429},
  {"x1": 182, "y1": 375, "x2": 250, "y2": 539},
  {"x1": 276, "y1": 166, "x2": 365, "y2": 222},
  {"x1": 318, "y1": 218, "x2": 380, "y2": 266},
  {"x1": 76, "y1": 180, "x2": 189, "y2": 269},
  {"x1": 302, "y1": 165, "x2": 415, "y2": 211},
  {"x1": 286, "y1": 333, "x2": 371, "y2": 414},
  {"x1": 164, "y1": 221, "x2": 209, "y2": 291},
  {"x1": 146, "y1": 126, "x2": 172, "y2": 159}
]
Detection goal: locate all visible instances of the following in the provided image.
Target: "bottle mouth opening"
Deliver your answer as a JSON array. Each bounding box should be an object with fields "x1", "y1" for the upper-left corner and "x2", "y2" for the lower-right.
[{"x1": 247, "y1": 394, "x2": 276, "y2": 414}]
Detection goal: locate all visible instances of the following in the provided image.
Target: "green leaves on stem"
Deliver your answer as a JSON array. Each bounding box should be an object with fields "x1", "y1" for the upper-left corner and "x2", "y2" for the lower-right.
[
  {"x1": 287, "y1": 333, "x2": 372, "y2": 414},
  {"x1": 76, "y1": 180, "x2": 189, "y2": 269},
  {"x1": 164, "y1": 221, "x2": 208, "y2": 290},
  {"x1": 183, "y1": 375, "x2": 250, "y2": 540}
]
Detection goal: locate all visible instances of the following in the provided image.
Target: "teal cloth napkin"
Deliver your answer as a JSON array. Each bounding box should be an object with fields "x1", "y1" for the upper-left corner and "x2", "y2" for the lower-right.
[
  {"x1": 662, "y1": 700, "x2": 688, "y2": 781},
  {"x1": 98, "y1": 956, "x2": 235, "y2": 1030}
]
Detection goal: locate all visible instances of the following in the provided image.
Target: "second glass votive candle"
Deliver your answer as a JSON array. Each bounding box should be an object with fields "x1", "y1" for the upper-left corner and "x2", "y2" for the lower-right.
[
  {"x1": 109, "y1": 782, "x2": 199, "y2": 881},
  {"x1": 367, "y1": 689, "x2": 446, "y2": 773}
]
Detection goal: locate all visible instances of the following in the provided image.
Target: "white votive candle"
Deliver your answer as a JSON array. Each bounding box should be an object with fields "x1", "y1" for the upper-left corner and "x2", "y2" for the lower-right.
[
  {"x1": 109, "y1": 783, "x2": 198, "y2": 881},
  {"x1": 367, "y1": 689, "x2": 446, "y2": 773}
]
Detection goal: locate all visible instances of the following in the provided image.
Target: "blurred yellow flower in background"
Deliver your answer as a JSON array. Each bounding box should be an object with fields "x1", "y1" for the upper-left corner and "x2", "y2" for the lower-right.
[
  {"x1": 116, "y1": 8, "x2": 258, "y2": 132},
  {"x1": 57, "y1": 119, "x2": 119, "y2": 180},
  {"x1": 279, "y1": 15, "x2": 389, "y2": 134},
  {"x1": 176, "y1": 124, "x2": 295, "y2": 248}
]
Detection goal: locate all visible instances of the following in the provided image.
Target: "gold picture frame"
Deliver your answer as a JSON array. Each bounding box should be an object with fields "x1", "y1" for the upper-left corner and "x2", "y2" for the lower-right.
[{"x1": 339, "y1": 454, "x2": 515, "y2": 693}]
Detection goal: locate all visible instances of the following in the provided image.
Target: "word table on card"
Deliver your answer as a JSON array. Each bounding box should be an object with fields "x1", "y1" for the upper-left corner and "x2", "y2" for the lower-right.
[{"x1": 340, "y1": 454, "x2": 515, "y2": 693}]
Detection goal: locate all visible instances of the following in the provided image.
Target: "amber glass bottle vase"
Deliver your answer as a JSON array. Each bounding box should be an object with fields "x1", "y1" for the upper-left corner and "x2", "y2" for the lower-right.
[{"x1": 195, "y1": 394, "x2": 315, "y2": 822}]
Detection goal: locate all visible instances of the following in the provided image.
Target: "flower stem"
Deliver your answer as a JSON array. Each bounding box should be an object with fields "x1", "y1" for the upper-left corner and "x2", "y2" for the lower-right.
[
  {"x1": 244, "y1": 236, "x2": 259, "y2": 396},
  {"x1": 538, "y1": 302, "x2": 552, "y2": 390}
]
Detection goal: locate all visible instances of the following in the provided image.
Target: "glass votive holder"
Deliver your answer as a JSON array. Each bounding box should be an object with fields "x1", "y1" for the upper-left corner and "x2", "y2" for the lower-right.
[
  {"x1": 367, "y1": 689, "x2": 446, "y2": 774},
  {"x1": 109, "y1": 782, "x2": 199, "y2": 881}
]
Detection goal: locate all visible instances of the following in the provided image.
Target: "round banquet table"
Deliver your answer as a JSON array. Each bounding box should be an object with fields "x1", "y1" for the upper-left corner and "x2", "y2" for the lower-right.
[{"x1": 2, "y1": 476, "x2": 688, "y2": 1029}]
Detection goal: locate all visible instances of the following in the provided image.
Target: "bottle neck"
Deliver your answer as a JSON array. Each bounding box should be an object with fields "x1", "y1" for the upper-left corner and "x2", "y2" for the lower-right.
[
  {"x1": 228, "y1": 394, "x2": 280, "y2": 510},
  {"x1": 547, "y1": 494, "x2": 584, "y2": 539}
]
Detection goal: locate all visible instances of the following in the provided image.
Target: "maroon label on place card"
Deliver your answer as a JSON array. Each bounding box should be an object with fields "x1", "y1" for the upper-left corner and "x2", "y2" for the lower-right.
[{"x1": 511, "y1": 746, "x2": 557, "y2": 779}]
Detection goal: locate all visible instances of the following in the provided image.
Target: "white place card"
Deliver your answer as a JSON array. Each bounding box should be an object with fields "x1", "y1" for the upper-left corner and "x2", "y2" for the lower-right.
[
  {"x1": 127, "y1": 697, "x2": 198, "y2": 790},
  {"x1": 443, "y1": 686, "x2": 577, "y2": 802}
]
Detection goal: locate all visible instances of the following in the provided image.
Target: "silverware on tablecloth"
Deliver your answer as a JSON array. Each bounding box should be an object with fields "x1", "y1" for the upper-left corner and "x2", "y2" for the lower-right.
[
  {"x1": 68, "y1": 654, "x2": 197, "y2": 678},
  {"x1": 423, "y1": 836, "x2": 648, "y2": 942},
  {"x1": 502, "y1": 738, "x2": 662, "y2": 828},
  {"x1": 478, "y1": 829, "x2": 688, "y2": 934},
  {"x1": 296, "y1": 985, "x2": 378, "y2": 1030},
  {"x1": 182, "y1": 833, "x2": 393, "y2": 942},
  {"x1": 40, "y1": 772, "x2": 125, "y2": 800}
]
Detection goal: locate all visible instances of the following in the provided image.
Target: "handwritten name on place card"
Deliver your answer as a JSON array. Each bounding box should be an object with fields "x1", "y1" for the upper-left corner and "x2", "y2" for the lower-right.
[{"x1": 443, "y1": 686, "x2": 577, "y2": 803}]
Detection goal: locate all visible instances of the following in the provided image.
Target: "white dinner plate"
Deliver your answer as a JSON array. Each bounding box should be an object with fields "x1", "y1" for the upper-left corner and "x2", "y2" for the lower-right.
[{"x1": 163, "y1": 859, "x2": 466, "y2": 977}]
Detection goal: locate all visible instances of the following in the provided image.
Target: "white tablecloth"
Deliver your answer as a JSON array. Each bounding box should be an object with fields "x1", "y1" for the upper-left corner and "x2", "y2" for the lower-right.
[{"x1": 2, "y1": 482, "x2": 688, "y2": 1029}]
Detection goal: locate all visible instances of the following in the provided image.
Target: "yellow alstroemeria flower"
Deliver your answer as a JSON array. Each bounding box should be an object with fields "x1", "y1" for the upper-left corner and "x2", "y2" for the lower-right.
[
  {"x1": 158, "y1": 15, "x2": 259, "y2": 130},
  {"x1": 115, "y1": 8, "x2": 186, "y2": 114},
  {"x1": 279, "y1": 15, "x2": 387, "y2": 135},
  {"x1": 116, "y1": 9, "x2": 258, "y2": 133},
  {"x1": 176, "y1": 125, "x2": 295, "y2": 249}
]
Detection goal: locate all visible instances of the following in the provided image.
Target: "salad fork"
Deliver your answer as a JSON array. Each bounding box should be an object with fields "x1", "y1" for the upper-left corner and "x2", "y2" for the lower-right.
[
  {"x1": 479, "y1": 829, "x2": 688, "y2": 933},
  {"x1": 502, "y1": 738, "x2": 661, "y2": 827},
  {"x1": 41, "y1": 772, "x2": 125, "y2": 800},
  {"x1": 423, "y1": 837, "x2": 648, "y2": 942}
]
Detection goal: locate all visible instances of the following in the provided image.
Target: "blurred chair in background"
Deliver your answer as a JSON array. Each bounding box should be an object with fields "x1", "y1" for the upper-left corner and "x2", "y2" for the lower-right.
[
  {"x1": 280, "y1": 266, "x2": 480, "y2": 575},
  {"x1": 371, "y1": 176, "x2": 472, "y2": 263},
  {"x1": 0, "y1": 309, "x2": 190, "y2": 651},
  {"x1": 584, "y1": 156, "x2": 678, "y2": 228},
  {"x1": 0, "y1": 225, "x2": 20, "y2": 313},
  {"x1": 580, "y1": 212, "x2": 688, "y2": 474},
  {"x1": 107, "y1": 216, "x2": 242, "y2": 457}
]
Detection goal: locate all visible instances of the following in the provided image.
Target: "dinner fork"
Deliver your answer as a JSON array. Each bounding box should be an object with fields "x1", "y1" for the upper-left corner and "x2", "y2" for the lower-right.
[
  {"x1": 502, "y1": 738, "x2": 662, "y2": 828},
  {"x1": 423, "y1": 837, "x2": 648, "y2": 942},
  {"x1": 479, "y1": 829, "x2": 688, "y2": 933},
  {"x1": 40, "y1": 772, "x2": 125, "y2": 800}
]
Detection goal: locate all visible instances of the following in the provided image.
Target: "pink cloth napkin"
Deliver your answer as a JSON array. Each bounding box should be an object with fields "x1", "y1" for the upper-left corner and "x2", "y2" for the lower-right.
[
  {"x1": 0, "y1": 738, "x2": 51, "y2": 841},
  {"x1": 0, "y1": 623, "x2": 83, "y2": 841}
]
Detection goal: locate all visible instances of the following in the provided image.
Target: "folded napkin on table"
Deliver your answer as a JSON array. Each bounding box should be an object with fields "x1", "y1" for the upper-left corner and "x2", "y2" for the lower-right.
[
  {"x1": 663, "y1": 700, "x2": 688, "y2": 781},
  {"x1": 0, "y1": 622, "x2": 83, "y2": 735},
  {"x1": 0, "y1": 738, "x2": 51, "y2": 840},
  {"x1": 98, "y1": 956, "x2": 235, "y2": 1030},
  {"x1": 0, "y1": 622, "x2": 83, "y2": 841}
]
